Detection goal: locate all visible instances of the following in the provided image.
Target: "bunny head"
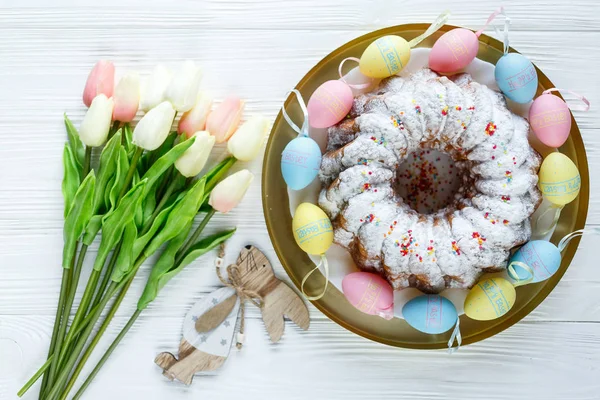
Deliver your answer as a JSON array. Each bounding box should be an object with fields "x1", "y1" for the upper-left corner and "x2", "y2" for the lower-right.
[{"x1": 233, "y1": 245, "x2": 278, "y2": 295}]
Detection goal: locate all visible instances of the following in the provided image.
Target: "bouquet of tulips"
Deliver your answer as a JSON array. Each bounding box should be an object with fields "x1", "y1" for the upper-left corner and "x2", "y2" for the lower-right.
[{"x1": 18, "y1": 60, "x2": 269, "y2": 400}]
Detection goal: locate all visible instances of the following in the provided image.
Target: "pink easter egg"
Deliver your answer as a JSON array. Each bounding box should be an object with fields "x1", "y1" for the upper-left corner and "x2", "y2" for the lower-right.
[
  {"x1": 529, "y1": 93, "x2": 571, "y2": 148},
  {"x1": 342, "y1": 272, "x2": 394, "y2": 319},
  {"x1": 429, "y1": 28, "x2": 479, "y2": 74},
  {"x1": 307, "y1": 80, "x2": 353, "y2": 128}
]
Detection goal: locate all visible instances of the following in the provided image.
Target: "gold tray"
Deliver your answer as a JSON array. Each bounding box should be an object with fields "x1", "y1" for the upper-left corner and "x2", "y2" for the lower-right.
[{"x1": 262, "y1": 24, "x2": 589, "y2": 349}]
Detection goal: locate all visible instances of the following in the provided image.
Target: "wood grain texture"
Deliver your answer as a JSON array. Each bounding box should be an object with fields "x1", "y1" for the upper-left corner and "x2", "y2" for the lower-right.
[{"x1": 0, "y1": 0, "x2": 599, "y2": 399}]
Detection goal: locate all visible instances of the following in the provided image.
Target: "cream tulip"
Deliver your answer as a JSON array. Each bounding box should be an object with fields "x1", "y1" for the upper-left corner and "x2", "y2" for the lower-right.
[
  {"x1": 79, "y1": 94, "x2": 114, "y2": 147},
  {"x1": 165, "y1": 60, "x2": 203, "y2": 112},
  {"x1": 177, "y1": 91, "x2": 213, "y2": 138},
  {"x1": 208, "y1": 169, "x2": 254, "y2": 213},
  {"x1": 132, "y1": 101, "x2": 176, "y2": 151},
  {"x1": 206, "y1": 96, "x2": 245, "y2": 143},
  {"x1": 174, "y1": 131, "x2": 215, "y2": 177},
  {"x1": 140, "y1": 65, "x2": 171, "y2": 112},
  {"x1": 227, "y1": 116, "x2": 270, "y2": 161},
  {"x1": 113, "y1": 73, "x2": 140, "y2": 122}
]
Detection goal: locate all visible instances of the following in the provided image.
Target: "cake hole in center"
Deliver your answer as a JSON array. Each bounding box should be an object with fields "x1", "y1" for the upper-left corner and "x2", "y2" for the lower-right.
[{"x1": 395, "y1": 149, "x2": 462, "y2": 214}]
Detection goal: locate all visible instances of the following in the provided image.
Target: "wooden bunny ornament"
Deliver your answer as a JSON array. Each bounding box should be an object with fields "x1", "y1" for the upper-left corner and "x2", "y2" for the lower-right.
[{"x1": 155, "y1": 245, "x2": 310, "y2": 385}]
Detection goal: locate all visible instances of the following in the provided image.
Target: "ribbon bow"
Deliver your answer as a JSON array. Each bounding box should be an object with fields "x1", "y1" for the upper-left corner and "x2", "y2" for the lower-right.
[{"x1": 215, "y1": 249, "x2": 264, "y2": 349}]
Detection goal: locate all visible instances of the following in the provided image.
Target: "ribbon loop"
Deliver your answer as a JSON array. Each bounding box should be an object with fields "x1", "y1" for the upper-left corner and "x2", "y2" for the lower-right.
[
  {"x1": 447, "y1": 318, "x2": 462, "y2": 354},
  {"x1": 542, "y1": 88, "x2": 591, "y2": 112},
  {"x1": 300, "y1": 254, "x2": 329, "y2": 301},
  {"x1": 281, "y1": 89, "x2": 310, "y2": 137},
  {"x1": 408, "y1": 10, "x2": 451, "y2": 48},
  {"x1": 490, "y1": 8, "x2": 511, "y2": 54},
  {"x1": 476, "y1": 6, "x2": 505, "y2": 37},
  {"x1": 507, "y1": 261, "x2": 535, "y2": 287},
  {"x1": 534, "y1": 204, "x2": 563, "y2": 237},
  {"x1": 338, "y1": 57, "x2": 375, "y2": 90}
]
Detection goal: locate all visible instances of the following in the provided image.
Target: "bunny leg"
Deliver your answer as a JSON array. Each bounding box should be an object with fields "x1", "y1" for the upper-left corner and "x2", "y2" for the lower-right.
[
  {"x1": 164, "y1": 349, "x2": 227, "y2": 385},
  {"x1": 261, "y1": 283, "x2": 310, "y2": 343}
]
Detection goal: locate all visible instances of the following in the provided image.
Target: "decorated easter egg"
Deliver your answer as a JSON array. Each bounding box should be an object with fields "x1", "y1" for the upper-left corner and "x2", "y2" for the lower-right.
[
  {"x1": 292, "y1": 203, "x2": 333, "y2": 255},
  {"x1": 529, "y1": 93, "x2": 571, "y2": 148},
  {"x1": 429, "y1": 28, "x2": 479, "y2": 74},
  {"x1": 494, "y1": 53, "x2": 538, "y2": 104},
  {"x1": 402, "y1": 295, "x2": 458, "y2": 334},
  {"x1": 342, "y1": 272, "x2": 394, "y2": 319},
  {"x1": 508, "y1": 240, "x2": 561, "y2": 283},
  {"x1": 359, "y1": 35, "x2": 411, "y2": 79},
  {"x1": 538, "y1": 152, "x2": 581, "y2": 206},
  {"x1": 307, "y1": 80, "x2": 354, "y2": 129},
  {"x1": 281, "y1": 136, "x2": 322, "y2": 190},
  {"x1": 464, "y1": 278, "x2": 516, "y2": 321}
]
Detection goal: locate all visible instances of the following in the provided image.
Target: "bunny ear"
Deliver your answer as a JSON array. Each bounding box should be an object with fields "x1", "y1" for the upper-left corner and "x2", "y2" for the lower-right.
[{"x1": 195, "y1": 295, "x2": 238, "y2": 333}]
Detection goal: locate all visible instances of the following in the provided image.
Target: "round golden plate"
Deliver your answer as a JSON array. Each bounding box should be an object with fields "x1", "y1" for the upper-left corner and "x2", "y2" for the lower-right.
[{"x1": 262, "y1": 24, "x2": 589, "y2": 348}]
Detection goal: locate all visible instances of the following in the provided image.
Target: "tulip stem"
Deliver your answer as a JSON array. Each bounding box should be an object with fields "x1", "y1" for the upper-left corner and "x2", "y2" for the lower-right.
[
  {"x1": 175, "y1": 208, "x2": 216, "y2": 264},
  {"x1": 45, "y1": 254, "x2": 147, "y2": 400},
  {"x1": 44, "y1": 244, "x2": 88, "y2": 394},
  {"x1": 119, "y1": 147, "x2": 144, "y2": 199},
  {"x1": 90, "y1": 243, "x2": 121, "y2": 309},
  {"x1": 17, "y1": 356, "x2": 53, "y2": 397},
  {"x1": 37, "y1": 266, "x2": 70, "y2": 396}
]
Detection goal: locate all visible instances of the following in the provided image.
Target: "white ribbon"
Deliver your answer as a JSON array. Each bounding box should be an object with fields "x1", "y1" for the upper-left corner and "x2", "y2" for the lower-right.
[
  {"x1": 301, "y1": 254, "x2": 329, "y2": 301},
  {"x1": 491, "y1": 8, "x2": 511, "y2": 54},
  {"x1": 408, "y1": 10, "x2": 451, "y2": 48},
  {"x1": 558, "y1": 228, "x2": 600, "y2": 252},
  {"x1": 507, "y1": 261, "x2": 535, "y2": 287},
  {"x1": 281, "y1": 89, "x2": 310, "y2": 137},
  {"x1": 338, "y1": 57, "x2": 375, "y2": 90},
  {"x1": 543, "y1": 88, "x2": 591, "y2": 112},
  {"x1": 447, "y1": 318, "x2": 462, "y2": 354},
  {"x1": 534, "y1": 204, "x2": 563, "y2": 237}
]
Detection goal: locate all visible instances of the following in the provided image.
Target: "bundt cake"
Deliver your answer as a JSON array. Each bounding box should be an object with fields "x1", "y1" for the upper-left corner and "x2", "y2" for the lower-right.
[{"x1": 318, "y1": 68, "x2": 542, "y2": 294}]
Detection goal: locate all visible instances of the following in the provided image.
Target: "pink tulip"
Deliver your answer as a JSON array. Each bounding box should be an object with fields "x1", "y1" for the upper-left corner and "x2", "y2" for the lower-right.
[
  {"x1": 177, "y1": 91, "x2": 213, "y2": 138},
  {"x1": 209, "y1": 169, "x2": 254, "y2": 213},
  {"x1": 206, "y1": 96, "x2": 245, "y2": 143},
  {"x1": 112, "y1": 73, "x2": 140, "y2": 122},
  {"x1": 82, "y1": 60, "x2": 115, "y2": 107}
]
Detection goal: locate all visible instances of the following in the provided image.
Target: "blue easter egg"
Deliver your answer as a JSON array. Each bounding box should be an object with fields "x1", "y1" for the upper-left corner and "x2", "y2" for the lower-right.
[
  {"x1": 508, "y1": 240, "x2": 562, "y2": 283},
  {"x1": 494, "y1": 53, "x2": 538, "y2": 103},
  {"x1": 281, "y1": 136, "x2": 322, "y2": 190},
  {"x1": 402, "y1": 295, "x2": 458, "y2": 334}
]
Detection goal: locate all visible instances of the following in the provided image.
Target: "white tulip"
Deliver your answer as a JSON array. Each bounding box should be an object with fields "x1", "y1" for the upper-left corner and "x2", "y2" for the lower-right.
[
  {"x1": 140, "y1": 65, "x2": 171, "y2": 112},
  {"x1": 209, "y1": 169, "x2": 254, "y2": 213},
  {"x1": 132, "y1": 101, "x2": 176, "y2": 151},
  {"x1": 174, "y1": 131, "x2": 215, "y2": 177},
  {"x1": 79, "y1": 94, "x2": 114, "y2": 147},
  {"x1": 165, "y1": 60, "x2": 203, "y2": 112},
  {"x1": 227, "y1": 116, "x2": 270, "y2": 161}
]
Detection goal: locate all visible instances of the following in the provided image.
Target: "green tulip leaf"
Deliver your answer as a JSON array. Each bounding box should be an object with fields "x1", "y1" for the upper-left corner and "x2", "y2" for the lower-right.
[
  {"x1": 132, "y1": 201, "x2": 176, "y2": 261},
  {"x1": 64, "y1": 113, "x2": 85, "y2": 172},
  {"x1": 62, "y1": 171, "x2": 96, "y2": 269},
  {"x1": 108, "y1": 147, "x2": 129, "y2": 210},
  {"x1": 92, "y1": 180, "x2": 146, "y2": 272},
  {"x1": 61, "y1": 144, "x2": 81, "y2": 218},
  {"x1": 111, "y1": 220, "x2": 138, "y2": 283},
  {"x1": 142, "y1": 181, "x2": 159, "y2": 228},
  {"x1": 137, "y1": 228, "x2": 235, "y2": 310},
  {"x1": 93, "y1": 131, "x2": 122, "y2": 214},
  {"x1": 144, "y1": 177, "x2": 205, "y2": 258},
  {"x1": 82, "y1": 214, "x2": 104, "y2": 246},
  {"x1": 122, "y1": 123, "x2": 135, "y2": 157},
  {"x1": 140, "y1": 136, "x2": 195, "y2": 199}
]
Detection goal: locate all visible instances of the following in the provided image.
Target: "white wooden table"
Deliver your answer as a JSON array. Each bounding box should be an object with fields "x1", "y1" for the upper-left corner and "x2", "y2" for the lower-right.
[{"x1": 1, "y1": 1, "x2": 599, "y2": 399}]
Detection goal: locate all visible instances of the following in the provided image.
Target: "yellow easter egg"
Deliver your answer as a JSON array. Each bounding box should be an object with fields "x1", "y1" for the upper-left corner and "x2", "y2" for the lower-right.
[
  {"x1": 464, "y1": 278, "x2": 516, "y2": 321},
  {"x1": 359, "y1": 35, "x2": 411, "y2": 79},
  {"x1": 292, "y1": 203, "x2": 333, "y2": 255},
  {"x1": 538, "y1": 152, "x2": 581, "y2": 206}
]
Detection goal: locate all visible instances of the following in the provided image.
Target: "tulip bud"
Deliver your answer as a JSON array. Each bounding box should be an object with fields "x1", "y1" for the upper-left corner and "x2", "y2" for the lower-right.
[
  {"x1": 113, "y1": 73, "x2": 140, "y2": 122},
  {"x1": 83, "y1": 60, "x2": 115, "y2": 108},
  {"x1": 227, "y1": 116, "x2": 270, "y2": 161},
  {"x1": 165, "y1": 60, "x2": 203, "y2": 112},
  {"x1": 132, "y1": 101, "x2": 176, "y2": 151},
  {"x1": 174, "y1": 131, "x2": 216, "y2": 177},
  {"x1": 79, "y1": 94, "x2": 114, "y2": 147},
  {"x1": 209, "y1": 169, "x2": 254, "y2": 213},
  {"x1": 206, "y1": 97, "x2": 245, "y2": 143},
  {"x1": 140, "y1": 65, "x2": 171, "y2": 112},
  {"x1": 177, "y1": 91, "x2": 213, "y2": 138}
]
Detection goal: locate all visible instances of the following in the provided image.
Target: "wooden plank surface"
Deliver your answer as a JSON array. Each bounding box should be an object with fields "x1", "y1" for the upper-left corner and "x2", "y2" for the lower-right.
[{"x1": 0, "y1": 1, "x2": 598, "y2": 399}]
